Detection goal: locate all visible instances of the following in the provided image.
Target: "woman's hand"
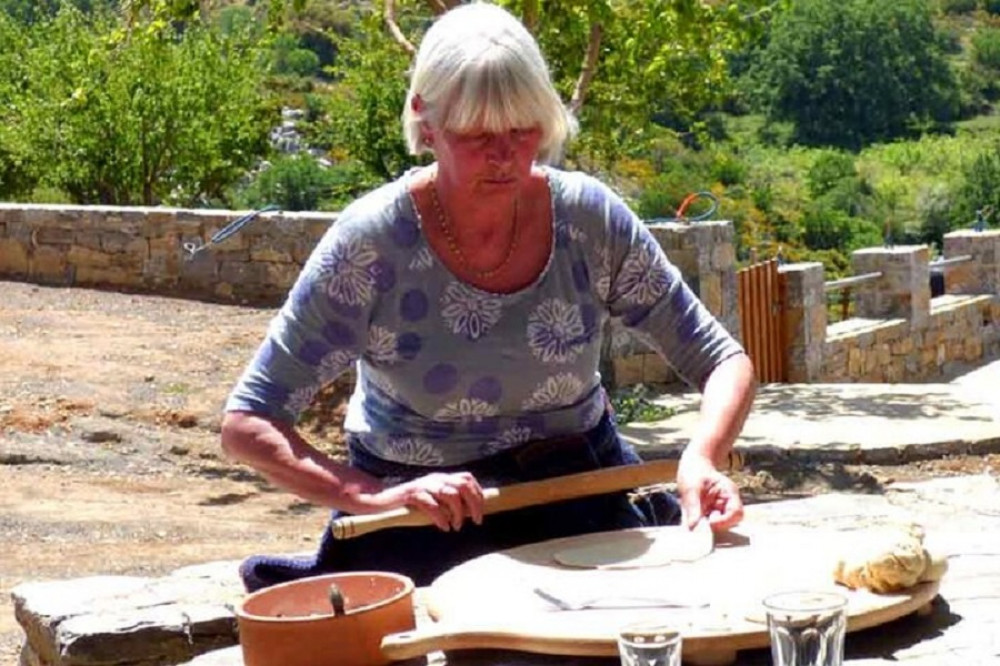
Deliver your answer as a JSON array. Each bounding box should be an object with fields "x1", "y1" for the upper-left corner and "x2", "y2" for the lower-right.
[
  {"x1": 363, "y1": 472, "x2": 486, "y2": 532},
  {"x1": 676, "y1": 449, "x2": 744, "y2": 531}
]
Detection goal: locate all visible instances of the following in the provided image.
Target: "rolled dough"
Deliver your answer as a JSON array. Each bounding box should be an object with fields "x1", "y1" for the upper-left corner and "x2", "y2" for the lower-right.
[{"x1": 553, "y1": 523, "x2": 713, "y2": 569}]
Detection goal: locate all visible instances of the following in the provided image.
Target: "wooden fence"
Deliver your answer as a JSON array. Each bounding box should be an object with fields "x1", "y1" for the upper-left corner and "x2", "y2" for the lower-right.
[{"x1": 737, "y1": 259, "x2": 786, "y2": 383}]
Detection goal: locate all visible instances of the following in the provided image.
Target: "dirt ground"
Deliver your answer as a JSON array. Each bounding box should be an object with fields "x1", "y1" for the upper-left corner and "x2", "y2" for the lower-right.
[{"x1": 2, "y1": 280, "x2": 999, "y2": 666}]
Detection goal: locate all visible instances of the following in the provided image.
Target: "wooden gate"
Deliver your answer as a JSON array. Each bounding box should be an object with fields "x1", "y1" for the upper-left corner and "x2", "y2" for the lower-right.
[{"x1": 737, "y1": 259, "x2": 786, "y2": 383}]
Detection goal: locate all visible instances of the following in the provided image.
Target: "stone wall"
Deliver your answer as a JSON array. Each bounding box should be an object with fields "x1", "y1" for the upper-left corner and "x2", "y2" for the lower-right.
[
  {"x1": 782, "y1": 230, "x2": 1000, "y2": 383},
  {"x1": 0, "y1": 204, "x2": 337, "y2": 306},
  {"x1": 0, "y1": 203, "x2": 737, "y2": 390}
]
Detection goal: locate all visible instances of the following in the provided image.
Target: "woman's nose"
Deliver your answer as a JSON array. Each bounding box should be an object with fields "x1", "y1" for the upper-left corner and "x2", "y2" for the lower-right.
[{"x1": 487, "y1": 133, "x2": 515, "y2": 161}]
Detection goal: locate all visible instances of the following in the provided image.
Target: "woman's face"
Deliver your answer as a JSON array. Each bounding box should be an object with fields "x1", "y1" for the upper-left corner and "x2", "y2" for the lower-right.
[{"x1": 432, "y1": 124, "x2": 542, "y2": 195}]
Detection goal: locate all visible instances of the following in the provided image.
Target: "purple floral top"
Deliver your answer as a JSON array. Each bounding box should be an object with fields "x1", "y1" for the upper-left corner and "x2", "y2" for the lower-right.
[{"x1": 225, "y1": 167, "x2": 743, "y2": 466}]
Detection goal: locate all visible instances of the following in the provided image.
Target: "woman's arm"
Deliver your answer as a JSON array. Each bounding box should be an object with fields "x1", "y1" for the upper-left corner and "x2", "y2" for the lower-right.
[
  {"x1": 221, "y1": 410, "x2": 384, "y2": 512},
  {"x1": 221, "y1": 411, "x2": 486, "y2": 531},
  {"x1": 686, "y1": 352, "x2": 756, "y2": 467},
  {"x1": 677, "y1": 353, "x2": 756, "y2": 529}
]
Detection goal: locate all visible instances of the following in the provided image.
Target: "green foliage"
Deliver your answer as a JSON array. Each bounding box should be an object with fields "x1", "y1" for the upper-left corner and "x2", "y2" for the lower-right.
[
  {"x1": 270, "y1": 32, "x2": 321, "y2": 78},
  {"x1": 7, "y1": 7, "x2": 276, "y2": 206},
  {"x1": 313, "y1": 7, "x2": 418, "y2": 184},
  {"x1": 953, "y1": 141, "x2": 1000, "y2": 228},
  {"x1": 235, "y1": 155, "x2": 370, "y2": 212},
  {"x1": 747, "y1": 0, "x2": 959, "y2": 149},
  {"x1": 806, "y1": 151, "x2": 858, "y2": 198},
  {"x1": 607, "y1": 385, "x2": 676, "y2": 426},
  {"x1": 971, "y1": 27, "x2": 1000, "y2": 71},
  {"x1": 939, "y1": 0, "x2": 978, "y2": 14}
]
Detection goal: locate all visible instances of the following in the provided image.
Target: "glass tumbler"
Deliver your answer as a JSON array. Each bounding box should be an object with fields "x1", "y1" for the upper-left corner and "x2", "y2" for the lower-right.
[
  {"x1": 617, "y1": 621, "x2": 682, "y2": 666},
  {"x1": 763, "y1": 590, "x2": 848, "y2": 666}
]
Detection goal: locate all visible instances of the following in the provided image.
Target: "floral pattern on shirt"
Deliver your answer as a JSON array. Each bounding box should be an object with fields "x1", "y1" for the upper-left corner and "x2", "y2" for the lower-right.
[
  {"x1": 614, "y1": 241, "x2": 671, "y2": 306},
  {"x1": 527, "y1": 299, "x2": 585, "y2": 363},
  {"x1": 384, "y1": 436, "x2": 446, "y2": 466},
  {"x1": 367, "y1": 326, "x2": 400, "y2": 364},
  {"x1": 522, "y1": 373, "x2": 584, "y2": 411},
  {"x1": 434, "y1": 398, "x2": 499, "y2": 422},
  {"x1": 409, "y1": 246, "x2": 434, "y2": 271},
  {"x1": 318, "y1": 349, "x2": 357, "y2": 384},
  {"x1": 286, "y1": 384, "x2": 320, "y2": 416},
  {"x1": 318, "y1": 237, "x2": 378, "y2": 307},
  {"x1": 441, "y1": 282, "x2": 503, "y2": 340}
]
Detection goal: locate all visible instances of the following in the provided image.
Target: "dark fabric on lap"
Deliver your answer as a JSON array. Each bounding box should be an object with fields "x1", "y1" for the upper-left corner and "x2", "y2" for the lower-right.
[{"x1": 239, "y1": 412, "x2": 681, "y2": 592}]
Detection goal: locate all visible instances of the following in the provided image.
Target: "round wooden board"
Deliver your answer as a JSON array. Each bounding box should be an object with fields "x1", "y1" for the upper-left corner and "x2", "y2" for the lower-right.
[{"x1": 387, "y1": 523, "x2": 940, "y2": 664}]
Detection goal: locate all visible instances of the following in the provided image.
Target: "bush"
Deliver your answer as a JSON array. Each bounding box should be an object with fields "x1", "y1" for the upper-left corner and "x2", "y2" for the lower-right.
[
  {"x1": 939, "y1": 0, "x2": 977, "y2": 13},
  {"x1": 952, "y1": 142, "x2": 1000, "y2": 230},
  {"x1": 983, "y1": 0, "x2": 1000, "y2": 15},
  {"x1": 237, "y1": 155, "x2": 338, "y2": 212},
  {"x1": 236, "y1": 155, "x2": 377, "y2": 212},
  {"x1": 916, "y1": 182, "x2": 957, "y2": 249},
  {"x1": 807, "y1": 152, "x2": 858, "y2": 198},
  {"x1": 972, "y1": 27, "x2": 1000, "y2": 71}
]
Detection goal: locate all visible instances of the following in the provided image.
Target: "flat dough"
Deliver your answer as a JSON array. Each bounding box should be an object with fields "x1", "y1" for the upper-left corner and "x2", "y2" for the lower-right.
[{"x1": 553, "y1": 523, "x2": 713, "y2": 569}]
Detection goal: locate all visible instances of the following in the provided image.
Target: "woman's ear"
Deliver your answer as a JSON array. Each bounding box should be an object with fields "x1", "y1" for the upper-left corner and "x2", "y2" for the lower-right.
[{"x1": 411, "y1": 94, "x2": 425, "y2": 115}]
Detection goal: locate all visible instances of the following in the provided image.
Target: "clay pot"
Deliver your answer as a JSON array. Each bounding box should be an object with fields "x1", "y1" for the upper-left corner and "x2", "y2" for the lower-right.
[{"x1": 235, "y1": 572, "x2": 416, "y2": 666}]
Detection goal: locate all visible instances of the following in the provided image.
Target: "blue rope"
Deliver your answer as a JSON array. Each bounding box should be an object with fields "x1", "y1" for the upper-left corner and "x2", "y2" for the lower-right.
[{"x1": 183, "y1": 204, "x2": 281, "y2": 259}]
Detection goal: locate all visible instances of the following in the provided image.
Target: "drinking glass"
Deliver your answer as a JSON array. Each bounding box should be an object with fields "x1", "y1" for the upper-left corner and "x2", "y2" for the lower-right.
[
  {"x1": 617, "y1": 621, "x2": 682, "y2": 666},
  {"x1": 763, "y1": 590, "x2": 847, "y2": 666}
]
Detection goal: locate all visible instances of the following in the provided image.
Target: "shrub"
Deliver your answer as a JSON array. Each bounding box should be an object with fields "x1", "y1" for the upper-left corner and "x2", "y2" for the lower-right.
[
  {"x1": 972, "y1": 27, "x2": 1000, "y2": 71},
  {"x1": 916, "y1": 182, "x2": 957, "y2": 249},
  {"x1": 237, "y1": 155, "x2": 341, "y2": 212},
  {"x1": 952, "y1": 142, "x2": 1000, "y2": 230},
  {"x1": 939, "y1": 0, "x2": 977, "y2": 13},
  {"x1": 807, "y1": 152, "x2": 858, "y2": 198}
]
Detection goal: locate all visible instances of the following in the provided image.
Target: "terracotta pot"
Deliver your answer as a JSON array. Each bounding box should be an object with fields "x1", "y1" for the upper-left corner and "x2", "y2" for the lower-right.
[{"x1": 236, "y1": 572, "x2": 416, "y2": 666}]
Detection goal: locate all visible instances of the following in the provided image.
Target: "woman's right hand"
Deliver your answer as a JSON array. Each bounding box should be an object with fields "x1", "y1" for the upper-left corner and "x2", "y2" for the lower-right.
[{"x1": 363, "y1": 472, "x2": 485, "y2": 532}]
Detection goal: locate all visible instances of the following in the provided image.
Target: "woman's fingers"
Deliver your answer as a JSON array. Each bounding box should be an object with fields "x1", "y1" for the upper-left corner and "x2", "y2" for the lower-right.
[
  {"x1": 399, "y1": 472, "x2": 485, "y2": 532},
  {"x1": 409, "y1": 488, "x2": 452, "y2": 531}
]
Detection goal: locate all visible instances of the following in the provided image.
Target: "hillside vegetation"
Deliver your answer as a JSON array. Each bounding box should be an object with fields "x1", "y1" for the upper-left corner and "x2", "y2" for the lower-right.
[{"x1": 1, "y1": 0, "x2": 1000, "y2": 280}]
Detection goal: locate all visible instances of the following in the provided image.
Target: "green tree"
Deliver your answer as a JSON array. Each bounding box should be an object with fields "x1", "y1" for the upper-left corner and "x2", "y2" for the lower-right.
[
  {"x1": 747, "y1": 0, "x2": 959, "y2": 149},
  {"x1": 0, "y1": 13, "x2": 34, "y2": 199},
  {"x1": 10, "y1": 7, "x2": 276, "y2": 205},
  {"x1": 952, "y1": 142, "x2": 1000, "y2": 232}
]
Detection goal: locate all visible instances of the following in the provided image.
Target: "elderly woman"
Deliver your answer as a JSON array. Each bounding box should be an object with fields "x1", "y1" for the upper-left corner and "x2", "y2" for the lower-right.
[{"x1": 222, "y1": 2, "x2": 755, "y2": 592}]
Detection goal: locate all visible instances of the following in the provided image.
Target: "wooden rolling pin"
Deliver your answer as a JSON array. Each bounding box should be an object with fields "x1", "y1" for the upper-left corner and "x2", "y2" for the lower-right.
[{"x1": 330, "y1": 450, "x2": 744, "y2": 539}]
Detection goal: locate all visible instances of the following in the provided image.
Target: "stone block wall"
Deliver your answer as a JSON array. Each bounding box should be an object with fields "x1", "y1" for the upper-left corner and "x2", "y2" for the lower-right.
[
  {"x1": 782, "y1": 231, "x2": 1000, "y2": 383},
  {"x1": 0, "y1": 204, "x2": 337, "y2": 306},
  {"x1": 821, "y1": 295, "x2": 1000, "y2": 382}
]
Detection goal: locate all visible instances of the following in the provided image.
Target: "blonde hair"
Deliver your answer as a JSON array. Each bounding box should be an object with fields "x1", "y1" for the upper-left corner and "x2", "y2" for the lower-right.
[{"x1": 402, "y1": 2, "x2": 577, "y2": 164}]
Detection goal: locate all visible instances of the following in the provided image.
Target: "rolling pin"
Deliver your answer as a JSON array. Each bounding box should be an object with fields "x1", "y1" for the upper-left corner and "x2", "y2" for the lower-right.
[{"x1": 330, "y1": 450, "x2": 744, "y2": 539}]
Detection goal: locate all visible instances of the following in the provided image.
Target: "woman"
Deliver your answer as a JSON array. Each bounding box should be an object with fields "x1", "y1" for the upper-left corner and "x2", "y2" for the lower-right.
[{"x1": 222, "y1": 2, "x2": 755, "y2": 592}]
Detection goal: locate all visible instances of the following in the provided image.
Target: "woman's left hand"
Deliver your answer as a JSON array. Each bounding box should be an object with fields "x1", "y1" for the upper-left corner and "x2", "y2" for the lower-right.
[{"x1": 676, "y1": 449, "x2": 744, "y2": 531}]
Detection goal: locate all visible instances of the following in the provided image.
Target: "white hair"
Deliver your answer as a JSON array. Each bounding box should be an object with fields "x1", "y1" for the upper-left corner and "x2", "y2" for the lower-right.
[{"x1": 402, "y1": 2, "x2": 577, "y2": 164}]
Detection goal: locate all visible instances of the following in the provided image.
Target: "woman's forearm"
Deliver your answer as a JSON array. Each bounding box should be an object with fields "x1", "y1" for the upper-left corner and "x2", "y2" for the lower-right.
[
  {"x1": 685, "y1": 353, "x2": 757, "y2": 466},
  {"x1": 220, "y1": 411, "x2": 384, "y2": 512}
]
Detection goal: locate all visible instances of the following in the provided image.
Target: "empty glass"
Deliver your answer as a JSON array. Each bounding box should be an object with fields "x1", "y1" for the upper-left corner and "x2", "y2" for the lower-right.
[
  {"x1": 617, "y1": 621, "x2": 682, "y2": 666},
  {"x1": 763, "y1": 590, "x2": 847, "y2": 666}
]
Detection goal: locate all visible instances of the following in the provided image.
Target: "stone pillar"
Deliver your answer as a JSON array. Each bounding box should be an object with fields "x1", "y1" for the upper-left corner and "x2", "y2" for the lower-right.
[
  {"x1": 648, "y1": 220, "x2": 739, "y2": 338},
  {"x1": 942, "y1": 229, "x2": 1000, "y2": 295},
  {"x1": 605, "y1": 220, "x2": 738, "y2": 388},
  {"x1": 779, "y1": 262, "x2": 826, "y2": 383},
  {"x1": 851, "y1": 245, "x2": 930, "y2": 328}
]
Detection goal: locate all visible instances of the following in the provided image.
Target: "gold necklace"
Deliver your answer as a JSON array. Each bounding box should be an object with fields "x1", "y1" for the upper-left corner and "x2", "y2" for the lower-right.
[{"x1": 428, "y1": 173, "x2": 520, "y2": 279}]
